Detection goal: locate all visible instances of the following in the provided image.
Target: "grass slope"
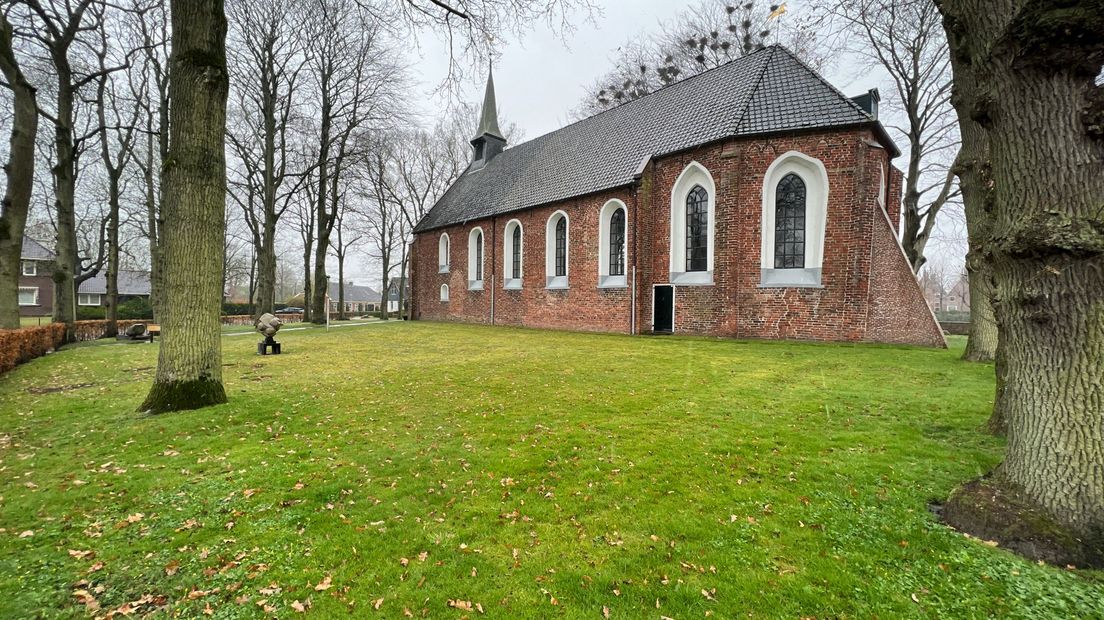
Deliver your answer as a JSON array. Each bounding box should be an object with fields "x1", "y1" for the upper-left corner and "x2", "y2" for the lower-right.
[{"x1": 0, "y1": 323, "x2": 1100, "y2": 618}]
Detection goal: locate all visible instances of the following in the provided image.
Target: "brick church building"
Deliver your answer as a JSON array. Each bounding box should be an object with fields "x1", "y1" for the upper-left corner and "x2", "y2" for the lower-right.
[{"x1": 410, "y1": 45, "x2": 944, "y2": 347}]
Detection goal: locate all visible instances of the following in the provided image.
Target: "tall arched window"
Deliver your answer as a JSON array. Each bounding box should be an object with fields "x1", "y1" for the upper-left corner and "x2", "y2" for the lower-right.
[
  {"x1": 440, "y1": 284, "x2": 449, "y2": 301},
  {"x1": 609, "y1": 209, "x2": 626, "y2": 276},
  {"x1": 598, "y1": 199, "x2": 628, "y2": 288},
  {"x1": 774, "y1": 174, "x2": 806, "y2": 269},
  {"x1": 545, "y1": 211, "x2": 569, "y2": 288},
  {"x1": 686, "y1": 186, "x2": 708, "y2": 272},
  {"x1": 760, "y1": 151, "x2": 828, "y2": 288},
  {"x1": 512, "y1": 225, "x2": 522, "y2": 278},
  {"x1": 503, "y1": 219, "x2": 523, "y2": 289},
  {"x1": 555, "y1": 218, "x2": 567, "y2": 276},
  {"x1": 475, "y1": 232, "x2": 483, "y2": 280},
  {"x1": 669, "y1": 162, "x2": 715, "y2": 285},
  {"x1": 468, "y1": 227, "x2": 484, "y2": 290},
  {"x1": 438, "y1": 233, "x2": 450, "y2": 272}
]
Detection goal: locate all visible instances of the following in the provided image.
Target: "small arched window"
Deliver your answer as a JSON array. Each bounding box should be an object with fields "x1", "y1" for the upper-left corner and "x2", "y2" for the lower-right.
[
  {"x1": 686, "y1": 185, "x2": 709, "y2": 272},
  {"x1": 440, "y1": 284, "x2": 449, "y2": 302},
  {"x1": 774, "y1": 173, "x2": 806, "y2": 269},
  {"x1": 438, "y1": 233, "x2": 450, "y2": 272},
  {"x1": 609, "y1": 209, "x2": 625, "y2": 276}
]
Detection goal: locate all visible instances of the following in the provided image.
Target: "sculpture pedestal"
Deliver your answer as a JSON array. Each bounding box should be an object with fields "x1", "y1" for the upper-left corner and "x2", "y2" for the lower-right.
[{"x1": 257, "y1": 335, "x2": 282, "y2": 355}]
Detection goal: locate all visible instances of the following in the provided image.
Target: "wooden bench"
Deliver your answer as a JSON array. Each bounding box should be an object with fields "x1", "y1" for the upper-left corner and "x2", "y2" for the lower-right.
[{"x1": 147, "y1": 324, "x2": 161, "y2": 342}]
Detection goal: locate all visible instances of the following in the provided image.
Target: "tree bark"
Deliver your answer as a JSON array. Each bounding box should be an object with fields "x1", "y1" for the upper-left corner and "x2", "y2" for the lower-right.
[
  {"x1": 140, "y1": 0, "x2": 230, "y2": 413},
  {"x1": 0, "y1": 14, "x2": 38, "y2": 330},
  {"x1": 50, "y1": 56, "x2": 80, "y2": 339},
  {"x1": 938, "y1": 0, "x2": 1104, "y2": 564},
  {"x1": 953, "y1": 110, "x2": 998, "y2": 363}
]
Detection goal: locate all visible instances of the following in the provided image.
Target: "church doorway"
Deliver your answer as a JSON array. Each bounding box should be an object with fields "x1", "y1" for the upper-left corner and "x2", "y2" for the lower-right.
[{"x1": 653, "y1": 285, "x2": 673, "y2": 333}]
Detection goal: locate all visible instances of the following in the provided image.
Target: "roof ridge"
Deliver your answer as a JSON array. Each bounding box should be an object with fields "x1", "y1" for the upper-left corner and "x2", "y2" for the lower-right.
[{"x1": 729, "y1": 45, "x2": 778, "y2": 135}]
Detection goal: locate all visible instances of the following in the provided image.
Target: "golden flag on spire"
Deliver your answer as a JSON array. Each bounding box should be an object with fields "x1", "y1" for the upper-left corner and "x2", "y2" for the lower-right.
[{"x1": 768, "y1": 3, "x2": 788, "y2": 19}]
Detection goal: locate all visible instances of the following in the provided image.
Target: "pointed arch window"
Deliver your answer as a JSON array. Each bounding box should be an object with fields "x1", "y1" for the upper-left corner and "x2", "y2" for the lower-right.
[
  {"x1": 503, "y1": 219, "x2": 523, "y2": 289},
  {"x1": 686, "y1": 185, "x2": 709, "y2": 272},
  {"x1": 774, "y1": 174, "x2": 806, "y2": 269},
  {"x1": 545, "y1": 211, "x2": 569, "y2": 288},
  {"x1": 438, "y1": 233, "x2": 450, "y2": 272},
  {"x1": 512, "y1": 225, "x2": 522, "y2": 278},
  {"x1": 609, "y1": 209, "x2": 626, "y2": 276},
  {"x1": 468, "y1": 227, "x2": 484, "y2": 290}
]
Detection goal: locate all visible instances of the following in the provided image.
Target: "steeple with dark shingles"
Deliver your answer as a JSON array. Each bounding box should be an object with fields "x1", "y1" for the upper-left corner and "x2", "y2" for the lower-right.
[{"x1": 470, "y1": 68, "x2": 506, "y2": 168}]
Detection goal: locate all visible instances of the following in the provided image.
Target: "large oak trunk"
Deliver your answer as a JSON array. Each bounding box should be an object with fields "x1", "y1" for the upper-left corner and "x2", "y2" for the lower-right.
[
  {"x1": 140, "y1": 0, "x2": 230, "y2": 413},
  {"x1": 0, "y1": 15, "x2": 38, "y2": 330},
  {"x1": 938, "y1": 0, "x2": 1104, "y2": 565},
  {"x1": 954, "y1": 111, "x2": 997, "y2": 363}
]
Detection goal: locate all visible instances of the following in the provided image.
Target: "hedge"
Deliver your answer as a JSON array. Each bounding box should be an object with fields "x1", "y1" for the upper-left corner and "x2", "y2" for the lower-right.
[{"x1": 0, "y1": 324, "x2": 67, "y2": 375}]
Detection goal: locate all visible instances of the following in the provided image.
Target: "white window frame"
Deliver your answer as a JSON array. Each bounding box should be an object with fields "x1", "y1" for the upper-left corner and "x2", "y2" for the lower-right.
[
  {"x1": 438, "y1": 233, "x2": 450, "y2": 272},
  {"x1": 78, "y1": 292, "x2": 101, "y2": 306},
  {"x1": 502, "y1": 219, "x2": 523, "y2": 289},
  {"x1": 545, "y1": 210, "x2": 570, "y2": 289},
  {"x1": 598, "y1": 199, "x2": 628, "y2": 288},
  {"x1": 21, "y1": 260, "x2": 37, "y2": 276},
  {"x1": 440, "y1": 283, "x2": 449, "y2": 302},
  {"x1": 18, "y1": 287, "x2": 38, "y2": 306},
  {"x1": 759, "y1": 151, "x2": 829, "y2": 288},
  {"x1": 467, "y1": 227, "x2": 484, "y2": 290},
  {"x1": 668, "y1": 161, "x2": 715, "y2": 286}
]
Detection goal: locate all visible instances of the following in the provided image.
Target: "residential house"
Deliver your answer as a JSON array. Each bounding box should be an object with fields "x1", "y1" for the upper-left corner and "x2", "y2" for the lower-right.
[{"x1": 17, "y1": 238, "x2": 55, "y2": 317}]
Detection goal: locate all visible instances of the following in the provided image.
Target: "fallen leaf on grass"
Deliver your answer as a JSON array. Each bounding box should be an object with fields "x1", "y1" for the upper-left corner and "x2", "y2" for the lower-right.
[
  {"x1": 68, "y1": 549, "x2": 94, "y2": 560},
  {"x1": 602, "y1": 605, "x2": 610, "y2": 618},
  {"x1": 165, "y1": 560, "x2": 180, "y2": 576},
  {"x1": 291, "y1": 599, "x2": 308, "y2": 612},
  {"x1": 18, "y1": 530, "x2": 33, "y2": 538},
  {"x1": 314, "y1": 575, "x2": 332, "y2": 591},
  {"x1": 373, "y1": 597, "x2": 384, "y2": 610}
]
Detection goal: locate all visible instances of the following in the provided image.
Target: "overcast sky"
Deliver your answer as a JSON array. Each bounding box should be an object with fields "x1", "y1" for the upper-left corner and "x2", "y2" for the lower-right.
[{"x1": 342, "y1": 0, "x2": 965, "y2": 290}]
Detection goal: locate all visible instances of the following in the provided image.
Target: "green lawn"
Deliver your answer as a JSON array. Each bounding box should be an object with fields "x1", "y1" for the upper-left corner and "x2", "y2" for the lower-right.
[{"x1": 1, "y1": 323, "x2": 1101, "y2": 618}]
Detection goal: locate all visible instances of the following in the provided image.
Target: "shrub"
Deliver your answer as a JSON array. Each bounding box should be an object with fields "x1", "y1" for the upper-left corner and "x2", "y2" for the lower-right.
[
  {"x1": 118, "y1": 297, "x2": 153, "y2": 320},
  {"x1": 76, "y1": 306, "x2": 106, "y2": 320},
  {"x1": 0, "y1": 324, "x2": 67, "y2": 375}
]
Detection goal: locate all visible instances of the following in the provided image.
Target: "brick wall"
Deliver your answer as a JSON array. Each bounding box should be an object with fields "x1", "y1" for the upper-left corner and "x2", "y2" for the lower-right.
[{"x1": 412, "y1": 126, "x2": 944, "y2": 348}]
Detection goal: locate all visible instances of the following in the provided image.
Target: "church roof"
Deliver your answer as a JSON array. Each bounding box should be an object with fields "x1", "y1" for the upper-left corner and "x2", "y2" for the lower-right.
[{"x1": 415, "y1": 45, "x2": 896, "y2": 233}]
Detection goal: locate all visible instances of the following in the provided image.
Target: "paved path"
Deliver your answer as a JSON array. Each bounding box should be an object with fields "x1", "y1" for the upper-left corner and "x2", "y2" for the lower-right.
[{"x1": 222, "y1": 320, "x2": 395, "y2": 337}]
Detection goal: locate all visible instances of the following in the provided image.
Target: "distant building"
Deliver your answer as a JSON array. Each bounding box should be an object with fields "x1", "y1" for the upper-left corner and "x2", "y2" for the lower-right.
[
  {"x1": 77, "y1": 270, "x2": 151, "y2": 309},
  {"x1": 385, "y1": 280, "x2": 410, "y2": 314},
  {"x1": 327, "y1": 281, "x2": 381, "y2": 314},
  {"x1": 921, "y1": 270, "x2": 970, "y2": 314},
  {"x1": 17, "y1": 238, "x2": 55, "y2": 317},
  {"x1": 17, "y1": 237, "x2": 152, "y2": 317}
]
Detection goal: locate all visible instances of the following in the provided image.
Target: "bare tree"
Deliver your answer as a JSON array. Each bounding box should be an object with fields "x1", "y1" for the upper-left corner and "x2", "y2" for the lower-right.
[
  {"x1": 225, "y1": 0, "x2": 309, "y2": 318},
  {"x1": 579, "y1": 1, "x2": 829, "y2": 117},
  {"x1": 0, "y1": 11, "x2": 39, "y2": 329},
  {"x1": 304, "y1": 0, "x2": 403, "y2": 324},
  {"x1": 91, "y1": 5, "x2": 141, "y2": 336},
  {"x1": 330, "y1": 192, "x2": 365, "y2": 320}
]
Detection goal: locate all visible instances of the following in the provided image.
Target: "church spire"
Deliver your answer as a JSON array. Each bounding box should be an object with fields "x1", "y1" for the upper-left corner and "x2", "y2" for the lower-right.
[
  {"x1": 475, "y1": 68, "x2": 504, "y2": 140},
  {"x1": 470, "y1": 67, "x2": 507, "y2": 169}
]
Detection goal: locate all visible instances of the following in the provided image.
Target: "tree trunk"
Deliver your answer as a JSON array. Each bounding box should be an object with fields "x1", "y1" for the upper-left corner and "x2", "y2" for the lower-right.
[
  {"x1": 301, "y1": 247, "x2": 312, "y2": 323},
  {"x1": 255, "y1": 219, "x2": 276, "y2": 317},
  {"x1": 938, "y1": 0, "x2": 1104, "y2": 565},
  {"x1": 337, "y1": 253, "x2": 346, "y2": 320},
  {"x1": 0, "y1": 14, "x2": 38, "y2": 330},
  {"x1": 104, "y1": 174, "x2": 120, "y2": 337},
  {"x1": 144, "y1": 123, "x2": 163, "y2": 323},
  {"x1": 398, "y1": 243, "x2": 408, "y2": 320},
  {"x1": 51, "y1": 59, "x2": 79, "y2": 340},
  {"x1": 380, "y1": 260, "x2": 390, "y2": 321},
  {"x1": 954, "y1": 109, "x2": 998, "y2": 363},
  {"x1": 140, "y1": 0, "x2": 230, "y2": 413}
]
